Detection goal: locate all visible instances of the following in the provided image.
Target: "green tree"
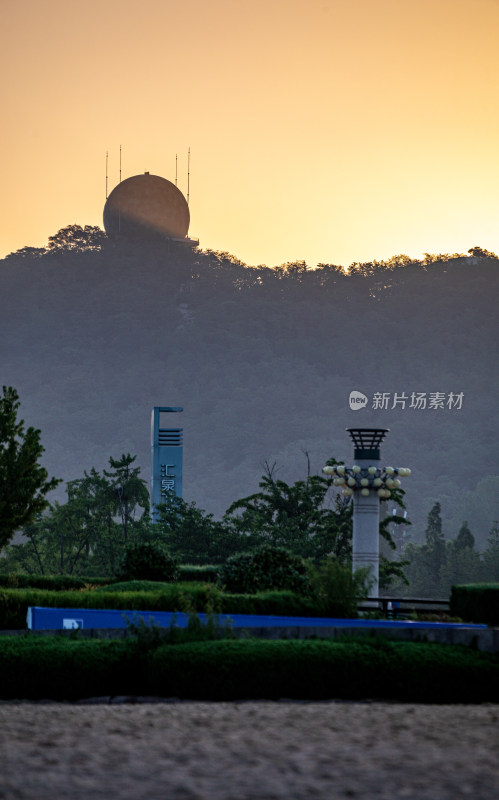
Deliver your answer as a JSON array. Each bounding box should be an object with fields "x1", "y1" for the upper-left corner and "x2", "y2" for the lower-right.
[
  {"x1": 218, "y1": 545, "x2": 309, "y2": 594},
  {"x1": 224, "y1": 461, "x2": 352, "y2": 561},
  {"x1": 440, "y1": 536, "x2": 481, "y2": 596},
  {"x1": 154, "y1": 494, "x2": 239, "y2": 564},
  {"x1": 103, "y1": 453, "x2": 149, "y2": 543},
  {"x1": 467, "y1": 246, "x2": 498, "y2": 260},
  {"x1": 397, "y1": 502, "x2": 447, "y2": 597},
  {"x1": 0, "y1": 514, "x2": 57, "y2": 575},
  {"x1": 4, "y1": 246, "x2": 46, "y2": 261},
  {"x1": 481, "y1": 521, "x2": 499, "y2": 582},
  {"x1": 0, "y1": 387, "x2": 60, "y2": 551},
  {"x1": 454, "y1": 521, "x2": 475, "y2": 551},
  {"x1": 2, "y1": 455, "x2": 151, "y2": 576},
  {"x1": 395, "y1": 509, "x2": 487, "y2": 598},
  {"x1": 115, "y1": 542, "x2": 178, "y2": 582},
  {"x1": 47, "y1": 224, "x2": 106, "y2": 253},
  {"x1": 379, "y1": 553, "x2": 410, "y2": 591},
  {"x1": 57, "y1": 468, "x2": 118, "y2": 575},
  {"x1": 486, "y1": 520, "x2": 499, "y2": 549},
  {"x1": 436, "y1": 520, "x2": 480, "y2": 595},
  {"x1": 3, "y1": 470, "x2": 116, "y2": 575},
  {"x1": 308, "y1": 557, "x2": 373, "y2": 618},
  {"x1": 224, "y1": 459, "x2": 408, "y2": 578},
  {"x1": 378, "y1": 490, "x2": 411, "y2": 591},
  {"x1": 424, "y1": 501, "x2": 446, "y2": 593}
]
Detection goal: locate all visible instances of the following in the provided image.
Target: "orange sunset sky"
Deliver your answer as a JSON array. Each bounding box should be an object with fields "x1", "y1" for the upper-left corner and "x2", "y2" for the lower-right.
[{"x1": 1, "y1": 0, "x2": 499, "y2": 267}]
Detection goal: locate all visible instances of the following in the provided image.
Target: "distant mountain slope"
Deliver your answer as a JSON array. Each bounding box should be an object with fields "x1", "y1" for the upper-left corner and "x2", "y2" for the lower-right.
[{"x1": 1, "y1": 237, "x2": 498, "y2": 546}]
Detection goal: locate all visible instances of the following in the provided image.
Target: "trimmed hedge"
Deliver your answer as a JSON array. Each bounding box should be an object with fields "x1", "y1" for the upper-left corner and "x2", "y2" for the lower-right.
[
  {"x1": 0, "y1": 586, "x2": 216, "y2": 629},
  {"x1": 450, "y1": 583, "x2": 499, "y2": 626},
  {"x1": 0, "y1": 636, "x2": 497, "y2": 702},
  {"x1": 147, "y1": 639, "x2": 499, "y2": 702},
  {"x1": 0, "y1": 574, "x2": 111, "y2": 591},
  {"x1": 220, "y1": 590, "x2": 317, "y2": 616},
  {"x1": 0, "y1": 587, "x2": 319, "y2": 630},
  {"x1": 92, "y1": 580, "x2": 176, "y2": 593},
  {"x1": 0, "y1": 637, "x2": 141, "y2": 700},
  {"x1": 0, "y1": 568, "x2": 220, "y2": 590},
  {"x1": 178, "y1": 565, "x2": 220, "y2": 583}
]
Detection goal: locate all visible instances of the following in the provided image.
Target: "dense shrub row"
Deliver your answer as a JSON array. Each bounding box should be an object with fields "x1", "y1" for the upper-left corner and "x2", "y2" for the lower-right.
[
  {"x1": 0, "y1": 574, "x2": 111, "y2": 590},
  {"x1": 0, "y1": 549, "x2": 368, "y2": 612},
  {"x1": 450, "y1": 583, "x2": 499, "y2": 625},
  {"x1": 179, "y1": 565, "x2": 220, "y2": 582},
  {"x1": 146, "y1": 639, "x2": 499, "y2": 702},
  {"x1": 0, "y1": 568, "x2": 219, "y2": 590},
  {"x1": 0, "y1": 637, "x2": 139, "y2": 700},
  {"x1": 0, "y1": 586, "x2": 214, "y2": 629},
  {"x1": 0, "y1": 636, "x2": 497, "y2": 702},
  {"x1": 0, "y1": 587, "x2": 319, "y2": 630},
  {"x1": 92, "y1": 580, "x2": 177, "y2": 593}
]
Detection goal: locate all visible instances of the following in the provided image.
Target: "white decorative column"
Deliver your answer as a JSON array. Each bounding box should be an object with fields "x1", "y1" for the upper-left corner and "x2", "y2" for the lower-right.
[
  {"x1": 323, "y1": 428, "x2": 411, "y2": 603},
  {"x1": 352, "y1": 469, "x2": 381, "y2": 597}
]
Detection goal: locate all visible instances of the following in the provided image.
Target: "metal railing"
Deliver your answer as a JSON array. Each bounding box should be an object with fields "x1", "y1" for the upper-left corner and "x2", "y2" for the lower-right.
[{"x1": 358, "y1": 597, "x2": 450, "y2": 619}]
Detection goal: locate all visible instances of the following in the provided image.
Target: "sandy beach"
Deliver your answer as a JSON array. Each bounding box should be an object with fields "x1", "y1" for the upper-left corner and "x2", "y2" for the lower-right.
[{"x1": 1, "y1": 701, "x2": 498, "y2": 799}]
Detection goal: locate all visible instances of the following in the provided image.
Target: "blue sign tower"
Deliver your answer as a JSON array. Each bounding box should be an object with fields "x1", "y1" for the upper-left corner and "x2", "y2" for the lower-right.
[{"x1": 150, "y1": 407, "x2": 183, "y2": 517}]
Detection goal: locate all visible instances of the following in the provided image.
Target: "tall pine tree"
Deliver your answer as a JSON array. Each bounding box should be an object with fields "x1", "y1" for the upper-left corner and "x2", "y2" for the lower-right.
[{"x1": 423, "y1": 501, "x2": 446, "y2": 595}]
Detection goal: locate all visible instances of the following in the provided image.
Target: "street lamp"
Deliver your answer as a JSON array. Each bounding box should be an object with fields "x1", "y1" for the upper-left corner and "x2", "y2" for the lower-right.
[{"x1": 323, "y1": 428, "x2": 411, "y2": 599}]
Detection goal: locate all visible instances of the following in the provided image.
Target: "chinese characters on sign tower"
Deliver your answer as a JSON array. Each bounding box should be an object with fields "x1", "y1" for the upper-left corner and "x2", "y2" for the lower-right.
[
  {"x1": 150, "y1": 407, "x2": 183, "y2": 518},
  {"x1": 160, "y1": 464, "x2": 176, "y2": 500}
]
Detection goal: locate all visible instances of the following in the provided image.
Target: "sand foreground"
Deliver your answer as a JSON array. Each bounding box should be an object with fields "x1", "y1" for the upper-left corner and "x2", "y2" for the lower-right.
[{"x1": 1, "y1": 701, "x2": 498, "y2": 799}]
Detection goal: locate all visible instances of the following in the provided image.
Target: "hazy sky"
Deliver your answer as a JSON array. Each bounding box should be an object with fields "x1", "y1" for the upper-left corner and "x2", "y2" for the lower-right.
[{"x1": 1, "y1": 0, "x2": 499, "y2": 267}]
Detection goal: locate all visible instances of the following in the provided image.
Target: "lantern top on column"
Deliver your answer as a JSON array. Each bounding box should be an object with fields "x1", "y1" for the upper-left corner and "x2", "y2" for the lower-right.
[{"x1": 346, "y1": 428, "x2": 389, "y2": 460}]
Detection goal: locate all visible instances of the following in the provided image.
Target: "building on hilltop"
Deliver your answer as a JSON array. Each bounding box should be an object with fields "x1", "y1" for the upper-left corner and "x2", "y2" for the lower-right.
[{"x1": 103, "y1": 172, "x2": 199, "y2": 247}]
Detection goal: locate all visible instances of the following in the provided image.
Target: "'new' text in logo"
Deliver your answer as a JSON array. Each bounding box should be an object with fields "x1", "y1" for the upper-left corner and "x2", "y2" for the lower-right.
[{"x1": 349, "y1": 391, "x2": 368, "y2": 410}]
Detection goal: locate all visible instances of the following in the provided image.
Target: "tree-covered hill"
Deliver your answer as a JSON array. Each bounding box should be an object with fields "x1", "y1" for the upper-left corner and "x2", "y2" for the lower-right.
[{"x1": 1, "y1": 230, "x2": 498, "y2": 547}]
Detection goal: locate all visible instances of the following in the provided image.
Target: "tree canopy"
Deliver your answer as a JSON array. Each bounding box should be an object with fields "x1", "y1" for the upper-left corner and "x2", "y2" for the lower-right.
[
  {"x1": 0, "y1": 387, "x2": 60, "y2": 550},
  {"x1": 224, "y1": 460, "x2": 353, "y2": 562},
  {"x1": 47, "y1": 224, "x2": 107, "y2": 253},
  {"x1": 1, "y1": 232, "x2": 498, "y2": 549}
]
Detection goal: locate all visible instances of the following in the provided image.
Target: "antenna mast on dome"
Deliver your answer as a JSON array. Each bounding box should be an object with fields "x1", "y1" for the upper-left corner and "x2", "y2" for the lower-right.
[
  {"x1": 175, "y1": 154, "x2": 178, "y2": 187},
  {"x1": 187, "y1": 147, "x2": 190, "y2": 206},
  {"x1": 105, "y1": 151, "x2": 108, "y2": 199},
  {"x1": 119, "y1": 144, "x2": 122, "y2": 183}
]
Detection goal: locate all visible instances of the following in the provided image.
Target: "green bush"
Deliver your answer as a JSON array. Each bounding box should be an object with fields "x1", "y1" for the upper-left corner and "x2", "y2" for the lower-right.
[
  {"x1": 0, "y1": 585, "x2": 215, "y2": 629},
  {"x1": 178, "y1": 565, "x2": 220, "y2": 583},
  {"x1": 0, "y1": 568, "x2": 218, "y2": 590},
  {"x1": 218, "y1": 545, "x2": 309, "y2": 594},
  {"x1": 219, "y1": 590, "x2": 318, "y2": 616},
  {"x1": 2, "y1": 636, "x2": 495, "y2": 702},
  {"x1": 0, "y1": 636, "x2": 141, "y2": 701},
  {"x1": 0, "y1": 584, "x2": 325, "y2": 630},
  {"x1": 93, "y1": 580, "x2": 174, "y2": 593},
  {"x1": 116, "y1": 543, "x2": 178, "y2": 582},
  {"x1": 450, "y1": 583, "x2": 499, "y2": 625},
  {"x1": 0, "y1": 574, "x2": 111, "y2": 590},
  {"x1": 307, "y1": 558, "x2": 372, "y2": 618},
  {"x1": 146, "y1": 639, "x2": 499, "y2": 702}
]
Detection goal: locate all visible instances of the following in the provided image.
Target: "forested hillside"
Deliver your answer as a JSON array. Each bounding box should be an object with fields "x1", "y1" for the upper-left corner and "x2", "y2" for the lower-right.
[{"x1": 1, "y1": 230, "x2": 498, "y2": 549}]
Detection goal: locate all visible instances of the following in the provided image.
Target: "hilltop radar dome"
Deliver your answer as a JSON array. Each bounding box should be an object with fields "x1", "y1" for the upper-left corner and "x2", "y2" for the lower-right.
[{"x1": 103, "y1": 173, "x2": 190, "y2": 240}]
